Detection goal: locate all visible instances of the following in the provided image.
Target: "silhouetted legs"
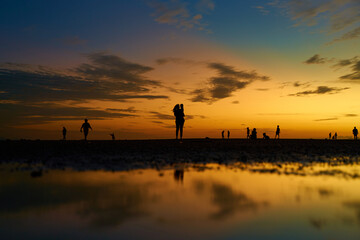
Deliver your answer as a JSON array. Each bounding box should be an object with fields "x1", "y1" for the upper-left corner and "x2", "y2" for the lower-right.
[
  {"x1": 84, "y1": 130, "x2": 89, "y2": 140},
  {"x1": 176, "y1": 121, "x2": 184, "y2": 140}
]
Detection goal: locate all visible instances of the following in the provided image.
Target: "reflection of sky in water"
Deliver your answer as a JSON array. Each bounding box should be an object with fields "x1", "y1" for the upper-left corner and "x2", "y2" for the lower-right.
[{"x1": 1, "y1": 164, "x2": 360, "y2": 239}]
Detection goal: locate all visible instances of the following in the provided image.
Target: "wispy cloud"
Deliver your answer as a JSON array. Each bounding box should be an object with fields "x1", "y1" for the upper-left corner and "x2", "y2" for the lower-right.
[
  {"x1": 289, "y1": 86, "x2": 349, "y2": 96},
  {"x1": 149, "y1": 0, "x2": 214, "y2": 32},
  {"x1": 314, "y1": 117, "x2": 338, "y2": 122},
  {"x1": 269, "y1": 0, "x2": 360, "y2": 43},
  {"x1": 304, "y1": 54, "x2": 327, "y2": 64}
]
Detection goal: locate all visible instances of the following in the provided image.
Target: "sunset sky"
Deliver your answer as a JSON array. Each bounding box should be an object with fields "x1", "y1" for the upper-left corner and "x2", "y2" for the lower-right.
[{"x1": 1, "y1": 0, "x2": 360, "y2": 140}]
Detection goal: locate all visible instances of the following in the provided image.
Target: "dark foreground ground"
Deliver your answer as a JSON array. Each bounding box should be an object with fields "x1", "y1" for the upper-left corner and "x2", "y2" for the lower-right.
[{"x1": 1, "y1": 139, "x2": 360, "y2": 171}]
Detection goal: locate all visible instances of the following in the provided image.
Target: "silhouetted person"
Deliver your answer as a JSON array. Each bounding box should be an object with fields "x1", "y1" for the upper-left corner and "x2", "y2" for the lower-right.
[
  {"x1": 174, "y1": 169, "x2": 184, "y2": 183},
  {"x1": 329, "y1": 132, "x2": 331, "y2": 139},
  {"x1": 275, "y1": 125, "x2": 280, "y2": 139},
  {"x1": 250, "y1": 128, "x2": 257, "y2": 139},
  {"x1": 263, "y1": 133, "x2": 270, "y2": 139},
  {"x1": 247, "y1": 127, "x2": 250, "y2": 139},
  {"x1": 227, "y1": 130, "x2": 230, "y2": 139},
  {"x1": 222, "y1": 130, "x2": 224, "y2": 139},
  {"x1": 80, "y1": 119, "x2": 92, "y2": 140},
  {"x1": 110, "y1": 133, "x2": 115, "y2": 140},
  {"x1": 173, "y1": 104, "x2": 185, "y2": 141},
  {"x1": 62, "y1": 127, "x2": 67, "y2": 140},
  {"x1": 334, "y1": 132, "x2": 337, "y2": 140},
  {"x1": 353, "y1": 127, "x2": 358, "y2": 140}
]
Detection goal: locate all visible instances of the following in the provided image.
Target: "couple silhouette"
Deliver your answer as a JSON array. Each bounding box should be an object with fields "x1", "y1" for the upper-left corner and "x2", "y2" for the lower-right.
[{"x1": 173, "y1": 104, "x2": 185, "y2": 141}]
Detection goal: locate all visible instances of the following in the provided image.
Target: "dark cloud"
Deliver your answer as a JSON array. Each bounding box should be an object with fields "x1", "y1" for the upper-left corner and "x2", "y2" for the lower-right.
[
  {"x1": 0, "y1": 102, "x2": 136, "y2": 126},
  {"x1": 344, "y1": 114, "x2": 358, "y2": 117},
  {"x1": 270, "y1": 0, "x2": 360, "y2": 43},
  {"x1": 293, "y1": 81, "x2": 311, "y2": 88},
  {"x1": 256, "y1": 88, "x2": 269, "y2": 91},
  {"x1": 339, "y1": 60, "x2": 360, "y2": 81},
  {"x1": 149, "y1": 0, "x2": 214, "y2": 32},
  {"x1": 304, "y1": 54, "x2": 327, "y2": 64},
  {"x1": 288, "y1": 86, "x2": 349, "y2": 96},
  {"x1": 156, "y1": 57, "x2": 200, "y2": 65},
  {"x1": 191, "y1": 62, "x2": 270, "y2": 103},
  {"x1": 333, "y1": 57, "x2": 358, "y2": 68},
  {"x1": 106, "y1": 107, "x2": 138, "y2": 113},
  {"x1": 0, "y1": 54, "x2": 168, "y2": 103},
  {"x1": 232, "y1": 100, "x2": 239, "y2": 104},
  {"x1": 314, "y1": 118, "x2": 338, "y2": 122}
]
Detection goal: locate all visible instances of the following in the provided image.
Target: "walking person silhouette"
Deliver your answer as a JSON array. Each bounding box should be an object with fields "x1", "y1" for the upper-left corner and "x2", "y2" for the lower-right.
[
  {"x1": 353, "y1": 127, "x2": 358, "y2": 140},
  {"x1": 80, "y1": 119, "x2": 92, "y2": 140},
  {"x1": 173, "y1": 104, "x2": 185, "y2": 141},
  {"x1": 62, "y1": 127, "x2": 67, "y2": 140},
  {"x1": 275, "y1": 125, "x2": 280, "y2": 139}
]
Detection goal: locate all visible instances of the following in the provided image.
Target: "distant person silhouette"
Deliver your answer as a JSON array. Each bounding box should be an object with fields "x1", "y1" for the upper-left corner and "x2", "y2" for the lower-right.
[
  {"x1": 247, "y1": 127, "x2": 250, "y2": 139},
  {"x1": 174, "y1": 169, "x2": 184, "y2": 183},
  {"x1": 334, "y1": 132, "x2": 337, "y2": 140},
  {"x1": 80, "y1": 119, "x2": 92, "y2": 140},
  {"x1": 250, "y1": 128, "x2": 257, "y2": 139},
  {"x1": 222, "y1": 130, "x2": 224, "y2": 139},
  {"x1": 173, "y1": 104, "x2": 185, "y2": 141},
  {"x1": 110, "y1": 133, "x2": 115, "y2": 140},
  {"x1": 353, "y1": 127, "x2": 358, "y2": 140},
  {"x1": 227, "y1": 130, "x2": 230, "y2": 139},
  {"x1": 62, "y1": 127, "x2": 67, "y2": 140},
  {"x1": 263, "y1": 133, "x2": 270, "y2": 139},
  {"x1": 329, "y1": 132, "x2": 331, "y2": 139},
  {"x1": 275, "y1": 125, "x2": 280, "y2": 139}
]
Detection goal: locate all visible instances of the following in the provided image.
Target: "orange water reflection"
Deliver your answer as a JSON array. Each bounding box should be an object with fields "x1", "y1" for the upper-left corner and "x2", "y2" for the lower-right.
[{"x1": 1, "y1": 163, "x2": 360, "y2": 239}]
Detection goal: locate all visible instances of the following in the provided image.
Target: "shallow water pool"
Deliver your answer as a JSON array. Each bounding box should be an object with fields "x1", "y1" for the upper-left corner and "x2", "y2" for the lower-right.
[{"x1": 1, "y1": 163, "x2": 360, "y2": 239}]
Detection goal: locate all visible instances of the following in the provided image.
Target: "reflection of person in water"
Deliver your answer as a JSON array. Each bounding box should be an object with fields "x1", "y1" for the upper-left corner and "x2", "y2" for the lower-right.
[
  {"x1": 173, "y1": 104, "x2": 185, "y2": 141},
  {"x1": 353, "y1": 127, "x2": 358, "y2": 140},
  {"x1": 62, "y1": 127, "x2": 67, "y2": 140},
  {"x1": 174, "y1": 169, "x2": 184, "y2": 183},
  {"x1": 80, "y1": 119, "x2": 92, "y2": 140}
]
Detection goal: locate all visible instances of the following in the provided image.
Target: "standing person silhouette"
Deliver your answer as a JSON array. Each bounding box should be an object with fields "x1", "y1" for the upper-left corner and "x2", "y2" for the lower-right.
[
  {"x1": 329, "y1": 132, "x2": 332, "y2": 139},
  {"x1": 247, "y1": 127, "x2": 250, "y2": 139},
  {"x1": 275, "y1": 125, "x2": 280, "y2": 139},
  {"x1": 173, "y1": 104, "x2": 185, "y2": 141},
  {"x1": 227, "y1": 130, "x2": 230, "y2": 139},
  {"x1": 62, "y1": 127, "x2": 67, "y2": 140},
  {"x1": 334, "y1": 132, "x2": 337, "y2": 140},
  {"x1": 353, "y1": 127, "x2": 358, "y2": 140},
  {"x1": 80, "y1": 119, "x2": 92, "y2": 140},
  {"x1": 222, "y1": 130, "x2": 224, "y2": 139}
]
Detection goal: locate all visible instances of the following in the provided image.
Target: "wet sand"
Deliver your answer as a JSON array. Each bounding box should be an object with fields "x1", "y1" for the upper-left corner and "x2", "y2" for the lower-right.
[{"x1": 1, "y1": 139, "x2": 360, "y2": 171}]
